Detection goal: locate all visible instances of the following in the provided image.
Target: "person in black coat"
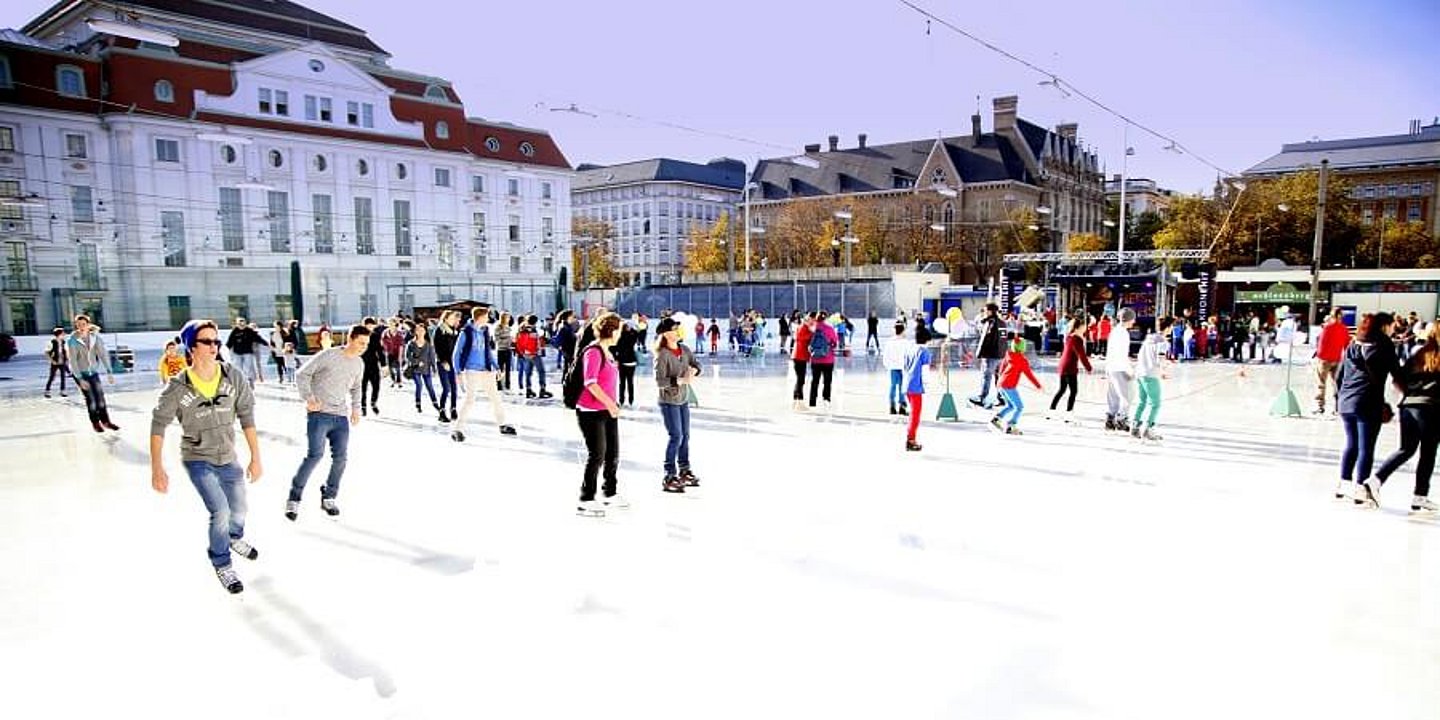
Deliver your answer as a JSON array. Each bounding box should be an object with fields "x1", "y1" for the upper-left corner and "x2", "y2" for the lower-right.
[
  {"x1": 1336, "y1": 312, "x2": 1402, "y2": 506},
  {"x1": 1371, "y1": 322, "x2": 1440, "y2": 513},
  {"x1": 968, "y1": 303, "x2": 1005, "y2": 409}
]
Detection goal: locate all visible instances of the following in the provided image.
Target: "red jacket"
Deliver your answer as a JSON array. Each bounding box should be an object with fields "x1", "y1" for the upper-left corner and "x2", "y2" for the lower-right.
[
  {"x1": 1057, "y1": 334, "x2": 1092, "y2": 375},
  {"x1": 998, "y1": 350, "x2": 1042, "y2": 390},
  {"x1": 514, "y1": 328, "x2": 540, "y2": 358},
  {"x1": 793, "y1": 323, "x2": 813, "y2": 361},
  {"x1": 1317, "y1": 321, "x2": 1352, "y2": 363}
]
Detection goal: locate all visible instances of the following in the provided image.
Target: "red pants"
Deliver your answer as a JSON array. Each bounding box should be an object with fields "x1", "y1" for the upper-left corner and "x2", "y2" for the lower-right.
[{"x1": 907, "y1": 392, "x2": 923, "y2": 442}]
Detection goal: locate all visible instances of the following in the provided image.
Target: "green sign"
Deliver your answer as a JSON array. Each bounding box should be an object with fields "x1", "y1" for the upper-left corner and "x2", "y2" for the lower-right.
[{"x1": 1237, "y1": 281, "x2": 1316, "y2": 304}]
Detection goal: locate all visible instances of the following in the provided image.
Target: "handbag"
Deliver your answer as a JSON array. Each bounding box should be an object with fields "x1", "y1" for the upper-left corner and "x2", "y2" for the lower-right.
[{"x1": 402, "y1": 365, "x2": 415, "y2": 380}]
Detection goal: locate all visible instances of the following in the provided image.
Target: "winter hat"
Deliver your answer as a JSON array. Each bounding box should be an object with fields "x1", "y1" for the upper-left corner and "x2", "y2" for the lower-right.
[
  {"x1": 655, "y1": 317, "x2": 681, "y2": 334},
  {"x1": 177, "y1": 319, "x2": 206, "y2": 355}
]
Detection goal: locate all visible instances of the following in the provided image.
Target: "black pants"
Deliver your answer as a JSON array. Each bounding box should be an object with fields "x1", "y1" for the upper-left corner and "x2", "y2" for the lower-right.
[
  {"x1": 46, "y1": 364, "x2": 68, "y2": 393},
  {"x1": 809, "y1": 363, "x2": 834, "y2": 406},
  {"x1": 792, "y1": 360, "x2": 808, "y2": 400},
  {"x1": 76, "y1": 373, "x2": 112, "y2": 425},
  {"x1": 386, "y1": 353, "x2": 402, "y2": 385},
  {"x1": 498, "y1": 349, "x2": 513, "y2": 390},
  {"x1": 1051, "y1": 373, "x2": 1079, "y2": 412},
  {"x1": 576, "y1": 410, "x2": 619, "y2": 502},
  {"x1": 1376, "y1": 406, "x2": 1439, "y2": 497},
  {"x1": 618, "y1": 364, "x2": 637, "y2": 406},
  {"x1": 362, "y1": 362, "x2": 381, "y2": 407}
]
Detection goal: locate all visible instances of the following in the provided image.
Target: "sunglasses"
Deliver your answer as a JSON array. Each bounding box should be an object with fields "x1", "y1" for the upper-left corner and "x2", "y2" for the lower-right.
[{"x1": 193, "y1": 338, "x2": 221, "y2": 347}]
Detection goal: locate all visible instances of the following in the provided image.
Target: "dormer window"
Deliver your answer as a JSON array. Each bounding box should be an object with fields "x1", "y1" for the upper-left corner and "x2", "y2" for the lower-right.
[
  {"x1": 56, "y1": 65, "x2": 85, "y2": 97},
  {"x1": 484, "y1": 137, "x2": 500, "y2": 153},
  {"x1": 436, "y1": 121, "x2": 449, "y2": 140},
  {"x1": 154, "y1": 79, "x2": 174, "y2": 103},
  {"x1": 424, "y1": 84, "x2": 449, "y2": 101}
]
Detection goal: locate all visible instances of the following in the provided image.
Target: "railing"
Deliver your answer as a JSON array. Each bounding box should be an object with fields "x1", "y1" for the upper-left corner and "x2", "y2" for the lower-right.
[
  {"x1": 682, "y1": 263, "x2": 900, "y2": 285},
  {"x1": 2, "y1": 273, "x2": 38, "y2": 292},
  {"x1": 73, "y1": 274, "x2": 107, "y2": 291}
]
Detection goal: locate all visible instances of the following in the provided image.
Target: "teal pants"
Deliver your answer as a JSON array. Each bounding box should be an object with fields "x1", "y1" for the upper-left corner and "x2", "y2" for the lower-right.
[{"x1": 1134, "y1": 377, "x2": 1162, "y2": 427}]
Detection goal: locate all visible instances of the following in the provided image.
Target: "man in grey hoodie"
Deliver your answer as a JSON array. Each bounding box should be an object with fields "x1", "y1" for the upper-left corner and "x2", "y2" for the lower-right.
[
  {"x1": 287, "y1": 323, "x2": 369, "y2": 521},
  {"x1": 67, "y1": 314, "x2": 117, "y2": 433},
  {"x1": 150, "y1": 319, "x2": 262, "y2": 594}
]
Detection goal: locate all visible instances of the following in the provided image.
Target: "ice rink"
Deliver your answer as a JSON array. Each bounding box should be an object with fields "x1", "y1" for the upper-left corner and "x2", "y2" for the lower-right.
[{"x1": 2, "y1": 350, "x2": 1437, "y2": 719}]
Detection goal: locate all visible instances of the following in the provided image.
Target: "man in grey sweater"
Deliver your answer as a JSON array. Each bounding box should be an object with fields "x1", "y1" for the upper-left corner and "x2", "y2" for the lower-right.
[
  {"x1": 150, "y1": 319, "x2": 263, "y2": 594},
  {"x1": 67, "y1": 314, "x2": 118, "y2": 432},
  {"x1": 287, "y1": 323, "x2": 369, "y2": 521}
]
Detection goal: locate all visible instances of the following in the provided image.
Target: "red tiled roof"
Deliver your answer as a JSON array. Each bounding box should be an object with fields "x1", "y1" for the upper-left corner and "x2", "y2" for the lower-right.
[{"x1": 465, "y1": 121, "x2": 570, "y2": 170}]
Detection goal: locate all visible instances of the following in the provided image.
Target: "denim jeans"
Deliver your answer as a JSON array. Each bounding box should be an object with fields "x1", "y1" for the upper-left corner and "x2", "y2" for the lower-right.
[
  {"x1": 1375, "y1": 406, "x2": 1439, "y2": 496},
  {"x1": 995, "y1": 387, "x2": 1024, "y2": 425},
  {"x1": 437, "y1": 365, "x2": 458, "y2": 411},
  {"x1": 412, "y1": 372, "x2": 437, "y2": 406},
  {"x1": 659, "y1": 402, "x2": 691, "y2": 476},
  {"x1": 75, "y1": 371, "x2": 110, "y2": 424},
  {"x1": 183, "y1": 460, "x2": 247, "y2": 568},
  {"x1": 1340, "y1": 412, "x2": 1382, "y2": 483},
  {"x1": 517, "y1": 355, "x2": 534, "y2": 391},
  {"x1": 289, "y1": 412, "x2": 351, "y2": 502},
  {"x1": 972, "y1": 357, "x2": 1001, "y2": 407},
  {"x1": 888, "y1": 369, "x2": 906, "y2": 407}
]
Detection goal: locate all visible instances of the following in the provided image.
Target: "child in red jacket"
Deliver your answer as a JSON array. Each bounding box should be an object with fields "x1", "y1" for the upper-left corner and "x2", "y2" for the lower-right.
[{"x1": 990, "y1": 337, "x2": 1043, "y2": 435}]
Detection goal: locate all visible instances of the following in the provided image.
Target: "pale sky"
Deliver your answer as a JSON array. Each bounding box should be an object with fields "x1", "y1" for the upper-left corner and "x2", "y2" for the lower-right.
[{"x1": 9, "y1": 0, "x2": 1439, "y2": 193}]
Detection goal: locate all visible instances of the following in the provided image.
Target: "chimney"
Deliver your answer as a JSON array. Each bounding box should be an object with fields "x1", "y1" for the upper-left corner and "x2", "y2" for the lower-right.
[
  {"x1": 828, "y1": 135, "x2": 839, "y2": 152},
  {"x1": 804, "y1": 143, "x2": 821, "y2": 153},
  {"x1": 1055, "y1": 123, "x2": 1078, "y2": 140},
  {"x1": 857, "y1": 133, "x2": 867, "y2": 149},
  {"x1": 971, "y1": 113, "x2": 982, "y2": 145},
  {"x1": 1410, "y1": 119, "x2": 1422, "y2": 135},
  {"x1": 992, "y1": 95, "x2": 1018, "y2": 133}
]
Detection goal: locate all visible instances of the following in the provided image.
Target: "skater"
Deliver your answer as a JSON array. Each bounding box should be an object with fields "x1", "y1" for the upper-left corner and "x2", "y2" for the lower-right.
[
  {"x1": 990, "y1": 337, "x2": 1043, "y2": 435},
  {"x1": 791, "y1": 312, "x2": 814, "y2": 410},
  {"x1": 270, "y1": 321, "x2": 289, "y2": 383},
  {"x1": 707, "y1": 319, "x2": 721, "y2": 355},
  {"x1": 404, "y1": 325, "x2": 439, "y2": 414},
  {"x1": 1049, "y1": 312, "x2": 1092, "y2": 420},
  {"x1": 287, "y1": 323, "x2": 368, "y2": 521},
  {"x1": 224, "y1": 317, "x2": 262, "y2": 384},
  {"x1": 1132, "y1": 316, "x2": 1171, "y2": 441},
  {"x1": 1337, "y1": 312, "x2": 1402, "y2": 506},
  {"x1": 554, "y1": 310, "x2": 579, "y2": 376},
  {"x1": 382, "y1": 319, "x2": 406, "y2": 388},
  {"x1": 43, "y1": 327, "x2": 69, "y2": 398},
  {"x1": 654, "y1": 317, "x2": 702, "y2": 493},
  {"x1": 615, "y1": 318, "x2": 640, "y2": 407},
  {"x1": 451, "y1": 306, "x2": 517, "y2": 441},
  {"x1": 866, "y1": 311, "x2": 881, "y2": 353},
  {"x1": 778, "y1": 313, "x2": 791, "y2": 356},
  {"x1": 808, "y1": 313, "x2": 840, "y2": 408},
  {"x1": 159, "y1": 340, "x2": 188, "y2": 385},
  {"x1": 66, "y1": 314, "x2": 118, "y2": 433},
  {"x1": 969, "y1": 303, "x2": 1005, "y2": 409},
  {"x1": 883, "y1": 319, "x2": 909, "y2": 415},
  {"x1": 1103, "y1": 308, "x2": 1137, "y2": 432},
  {"x1": 1314, "y1": 307, "x2": 1351, "y2": 414},
  {"x1": 1372, "y1": 323, "x2": 1440, "y2": 513},
  {"x1": 574, "y1": 312, "x2": 625, "y2": 517},
  {"x1": 495, "y1": 311, "x2": 515, "y2": 392},
  {"x1": 359, "y1": 316, "x2": 384, "y2": 415},
  {"x1": 901, "y1": 324, "x2": 932, "y2": 451},
  {"x1": 149, "y1": 319, "x2": 262, "y2": 594},
  {"x1": 432, "y1": 310, "x2": 460, "y2": 422}
]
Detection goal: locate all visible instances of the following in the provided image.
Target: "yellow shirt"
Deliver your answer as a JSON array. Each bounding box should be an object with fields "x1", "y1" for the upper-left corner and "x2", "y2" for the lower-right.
[
  {"x1": 186, "y1": 366, "x2": 221, "y2": 399},
  {"x1": 160, "y1": 354, "x2": 188, "y2": 382}
]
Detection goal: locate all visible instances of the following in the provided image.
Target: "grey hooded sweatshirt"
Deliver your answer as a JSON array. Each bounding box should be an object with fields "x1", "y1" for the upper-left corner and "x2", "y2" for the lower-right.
[{"x1": 150, "y1": 362, "x2": 256, "y2": 465}]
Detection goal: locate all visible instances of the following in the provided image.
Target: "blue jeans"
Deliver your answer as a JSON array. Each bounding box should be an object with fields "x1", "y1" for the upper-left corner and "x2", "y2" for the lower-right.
[
  {"x1": 1340, "y1": 413, "x2": 1382, "y2": 482},
  {"x1": 972, "y1": 357, "x2": 1001, "y2": 406},
  {"x1": 437, "y1": 365, "x2": 457, "y2": 411},
  {"x1": 888, "y1": 369, "x2": 905, "y2": 407},
  {"x1": 183, "y1": 460, "x2": 247, "y2": 568},
  {"x1": 289, "y1": 412, "x2": 350, "y2": 502},
  {"x1": 659, "y1": 402, "x2": 691, "y2": 476},
  {"x1": 412, "y1": 371, "x2": 437, "y2": 405},
  {"x1": 995, "y1": 387, "x2": 1024, "y2": 426}
]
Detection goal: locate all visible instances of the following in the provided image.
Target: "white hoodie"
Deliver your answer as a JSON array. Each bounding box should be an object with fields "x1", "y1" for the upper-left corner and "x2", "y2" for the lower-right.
[
  {"x1": 882, "y1": 333, "x2": 910, "y2": 371},
  {"x1": 1105, "y1": 323, "x2": 1133, "y2": 374}
]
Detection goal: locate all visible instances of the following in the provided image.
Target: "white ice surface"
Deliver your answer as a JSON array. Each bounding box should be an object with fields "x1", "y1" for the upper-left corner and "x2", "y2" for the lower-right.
[{"x1": 1, "y1": 354, "x2": 1437, "y2": 720}]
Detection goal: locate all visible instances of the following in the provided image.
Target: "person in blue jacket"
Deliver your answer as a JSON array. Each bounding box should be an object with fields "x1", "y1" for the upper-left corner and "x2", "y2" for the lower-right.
[{"x1": 451, "y1": 306, "x2": 516, "y2": 442}]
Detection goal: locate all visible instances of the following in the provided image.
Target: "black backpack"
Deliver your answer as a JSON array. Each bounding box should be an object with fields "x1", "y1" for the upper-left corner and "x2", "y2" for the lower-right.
[{"x1": 563, "y1": 343, "x2": 605, "y2": 410}]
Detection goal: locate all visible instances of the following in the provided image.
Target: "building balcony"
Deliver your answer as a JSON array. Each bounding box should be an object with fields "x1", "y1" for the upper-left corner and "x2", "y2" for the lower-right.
[
  {"x1": 2, "y1": 273, "x2": 38, "y2": 292},
  {"x1": 73, "y1": 275, "x2": 107, "y2": 291}
]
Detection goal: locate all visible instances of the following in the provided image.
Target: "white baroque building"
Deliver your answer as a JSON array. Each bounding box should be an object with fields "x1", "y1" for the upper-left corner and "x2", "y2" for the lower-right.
[{"x1": 0, "y1": 0, "x2": 573, "y2": 333}]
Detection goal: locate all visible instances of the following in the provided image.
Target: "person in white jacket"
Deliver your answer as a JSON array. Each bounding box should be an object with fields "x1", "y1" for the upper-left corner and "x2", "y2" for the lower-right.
[
  {"x1": 882, "y1": 319, "x2": 910, "y2": 415},
  {"x1": 1132, "y1": 316, "x2": 1172, "y2": 441},
  {"x1": 1104, "y1": 308, "x2": 1137, "y2": 433}
]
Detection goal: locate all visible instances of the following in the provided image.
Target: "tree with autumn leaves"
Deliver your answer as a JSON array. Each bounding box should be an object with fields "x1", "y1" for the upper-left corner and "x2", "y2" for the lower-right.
[{"x1": 570, "y1": 216, "x2": 620, "y2": 289}]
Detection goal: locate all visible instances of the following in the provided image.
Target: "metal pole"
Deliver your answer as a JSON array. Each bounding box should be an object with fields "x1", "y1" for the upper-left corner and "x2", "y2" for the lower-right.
[
  {"x1": 743, "y1": 183, "x2": 752, "y2": 280},
  {"x1": 1119, "y1": 124, "x2": 1128, "y2": 254},
  {"x1": 1307, "y1": 159, "x2": 1328, "y2": 328},
  {"x1": 1379, "y1": 215, "x2": 1386, "y2": 269}
]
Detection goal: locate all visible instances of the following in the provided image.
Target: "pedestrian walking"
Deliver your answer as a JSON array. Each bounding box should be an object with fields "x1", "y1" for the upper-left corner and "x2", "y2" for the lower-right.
[
  {"x1": 654, "y1": 317, "x2": 702, "y2": 493},
  {"x1": 67, "y1": 314, "x2": 118, "y2": 433},
  {"x1": 404, "y1": 327, "x2": 439, "y2": 414},
  {"x1": 149, "y1": 319, "x2": 262, "y2": 594},
  {"x1": 287, "y1": 323, "x2": 368, "y2": 521},
  {"x1": 43, "y1": 327, "x2": 69, "y2": 398},
  {"x1": 495, "y1": 312, "x2": 515, "y2": 392},
  {"x1": 359, "y1": 316, "x2": 384, "y2": 415},
  {"x1": 573, "y1": 312, "x2": 625, "y2": 517},
  {"x1": 1338, "y1": 312, "x2": 1403, "y2": 506},
  {"x1": 432, "y1": 311, "x2": 460, "y2": 422}
]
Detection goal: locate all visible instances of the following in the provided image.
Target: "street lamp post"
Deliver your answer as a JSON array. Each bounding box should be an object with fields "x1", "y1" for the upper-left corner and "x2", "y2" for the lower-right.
[{"x1": 1307, "y1": 159, "x2": 1329, "y2": 328}]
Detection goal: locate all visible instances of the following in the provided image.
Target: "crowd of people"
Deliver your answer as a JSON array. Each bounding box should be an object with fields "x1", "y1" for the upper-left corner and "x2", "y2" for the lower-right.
[{"x1": 34, "y1": 295, "x2": 1439, "y2": 594}]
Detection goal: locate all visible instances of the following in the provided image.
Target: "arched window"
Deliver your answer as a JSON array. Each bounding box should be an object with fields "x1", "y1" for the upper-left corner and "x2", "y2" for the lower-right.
[
  {"x1": 220, "y1": 145, "x2": 237, "y2": 164},
  {"x1": 484, "y1": 137, "x2": 500, "y2": 153},
  {"x1": 943, "y1": 203, "x2": 955, "y2": 240},
  {"x1": 424, "y1": 84, "x2": 449, "y2": 101},
  {"x1": 268, "y1": 149, "x2": 284, "y2": 168},
  {"x1": 396, "y1": 163, "x2": 408, "y2": 180},
  {"x1": 56, "y1": 65, "x2": 85, "y2": 97},
  {"x1": 153, "y1": 79, "x2": 174, "y2": 103},
  {"x1": 356, "y1": 158, "x2": 370, "y2": 176},
  {"x1": 435, "y1": 121, "x2": 449, "y2": 140}
]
